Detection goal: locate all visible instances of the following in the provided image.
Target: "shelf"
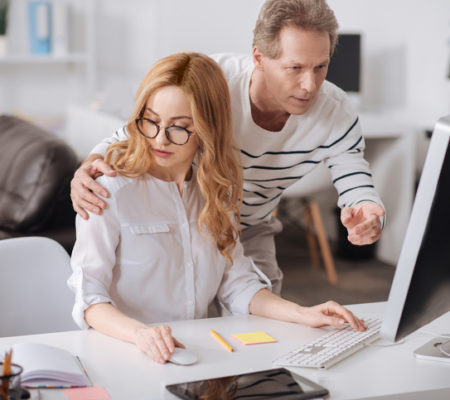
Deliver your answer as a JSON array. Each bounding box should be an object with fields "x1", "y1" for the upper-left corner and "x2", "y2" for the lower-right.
[{"x1": 0, "y1": 53, "x2": 89, "y2": 64}]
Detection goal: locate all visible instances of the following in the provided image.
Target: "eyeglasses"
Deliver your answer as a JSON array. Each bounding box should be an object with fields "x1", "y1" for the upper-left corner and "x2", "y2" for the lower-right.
[{"x1": 135, "y1": 118, "x2": 194, "y2": 145}]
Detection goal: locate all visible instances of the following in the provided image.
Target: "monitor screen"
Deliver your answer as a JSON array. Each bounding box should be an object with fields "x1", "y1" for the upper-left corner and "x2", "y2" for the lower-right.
[
  {"x1": 326, "y1": 33, "x2": 361, "y2": 92},
  {"x1": 381, "y1": 116, "x2": 450, "y2": 344}
]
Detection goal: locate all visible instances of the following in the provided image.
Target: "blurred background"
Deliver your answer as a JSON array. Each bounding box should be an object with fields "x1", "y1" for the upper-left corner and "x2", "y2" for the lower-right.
[
  {"x1": 1, "y1": 0, "x2": 450, "y2": 302},
  {"x1": 1, "y1": 0, "x2": 449, "y2": 124}
]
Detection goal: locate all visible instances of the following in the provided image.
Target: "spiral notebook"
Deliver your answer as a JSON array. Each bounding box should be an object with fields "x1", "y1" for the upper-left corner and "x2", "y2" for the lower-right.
[{"x1": 10, "y1": 342, "x2": 91, "y2": 388}]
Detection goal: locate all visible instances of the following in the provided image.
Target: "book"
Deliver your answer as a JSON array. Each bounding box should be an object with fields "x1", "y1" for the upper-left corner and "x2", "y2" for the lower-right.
[
  {"x1": 27, "y1": 1, "x2": 52, "y2": 55},
  {"x1": 51, "y1": 0, "x2": 68, "y2": 56},
  {"x1": 10, "y1": 342, "x2": 91, "y2": 388},
  {"x1": 231, "y1": 331, "x2": 278, "y2": 345}
]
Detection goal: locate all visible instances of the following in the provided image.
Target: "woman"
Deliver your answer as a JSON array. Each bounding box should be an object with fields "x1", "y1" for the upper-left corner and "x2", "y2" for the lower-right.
[{"x1": 68, "y1": 52, "x2": 366, "y2": 364}]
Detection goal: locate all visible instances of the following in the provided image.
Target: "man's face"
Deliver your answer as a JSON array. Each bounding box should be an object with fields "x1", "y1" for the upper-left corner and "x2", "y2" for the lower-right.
[{"x1": 256, "y1": 25, "x2": 330, "y2": 115}]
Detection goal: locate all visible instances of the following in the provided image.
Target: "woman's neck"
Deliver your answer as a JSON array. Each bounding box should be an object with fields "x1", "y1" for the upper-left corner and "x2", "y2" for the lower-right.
[{"x1": 148, "y1": 165, "x2": 193, "y2": 195}]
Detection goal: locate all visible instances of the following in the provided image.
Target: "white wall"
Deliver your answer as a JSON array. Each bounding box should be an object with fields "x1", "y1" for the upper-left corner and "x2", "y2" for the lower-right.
[
  {"x1": 93, "y1": 0, "x2": 450, "y2": 127},
  {"x1": 92, "y1": 0, "x2": 265, "y2": 118},
  {"x1": 328, "y1": 0, "x2": 450, "y2": 127}
]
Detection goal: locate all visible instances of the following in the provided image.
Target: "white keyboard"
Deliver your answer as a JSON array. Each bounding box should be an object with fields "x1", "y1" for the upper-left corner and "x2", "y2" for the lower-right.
[{"x1": 273, "y1": 317, "x2": 382, "y2": 369}]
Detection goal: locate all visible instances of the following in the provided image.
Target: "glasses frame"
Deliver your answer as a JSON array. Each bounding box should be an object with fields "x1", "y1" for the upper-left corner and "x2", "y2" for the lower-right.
[{"x1": 135, "y1": 117, "x2": 194, "y2": 146}]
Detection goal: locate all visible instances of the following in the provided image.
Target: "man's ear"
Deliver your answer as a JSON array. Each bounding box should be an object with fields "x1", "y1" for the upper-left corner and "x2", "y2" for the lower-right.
[{"x1": 252, "y1": 47, "x2": 264, "y2": 71}]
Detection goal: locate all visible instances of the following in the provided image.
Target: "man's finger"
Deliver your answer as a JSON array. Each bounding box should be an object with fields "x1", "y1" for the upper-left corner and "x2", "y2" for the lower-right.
[
  {"x1": 370, "y1": 204, "x2": 385, "y2": 217},
  {"x1": 77, "y1": 198, "x2": 102, "y2": 215},
  {"x1": 78, "y1": 189, "x2": 106, "y2": 209},
  {"x1": 353, "y1": 217, "x2": 380, "y2": 235},
  {"x1": 348, "y1": 220, "x2": 382, "y2": 244},
  {"x1": 74, "y1": 205, "x2": 89, "y2": 220},
  {"x1": 340, "y1": 207, "x2": 353, "y2": 224},
  {"x1": 81, "y1": 177, "x2": 110, "y2": 199},
  {"x1": 92, "y1": 159, "x2": 117, "y2": 177},
  {"x1": 341, "y1": 207, "x2": 363, "y2": 229}
]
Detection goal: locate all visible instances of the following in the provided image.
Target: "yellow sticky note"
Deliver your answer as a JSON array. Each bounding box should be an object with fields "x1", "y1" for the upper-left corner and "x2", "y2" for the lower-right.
[{"x1": 231, "y1": 331, "x2": 277, "y2": 345}]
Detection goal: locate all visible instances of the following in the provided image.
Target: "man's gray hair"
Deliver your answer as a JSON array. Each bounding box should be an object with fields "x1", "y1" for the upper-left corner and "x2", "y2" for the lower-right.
[{"x1": 253, "y1": 0, "x2": 339, "y2": 58}]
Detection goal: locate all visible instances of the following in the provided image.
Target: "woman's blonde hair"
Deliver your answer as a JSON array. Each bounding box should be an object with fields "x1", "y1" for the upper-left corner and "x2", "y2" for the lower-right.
[
  {"x1": 253, "y1": 0, "x2": 339, "y2": 58},
  {"x1": 105, "y1": 52, "x2": 242, "y2": 262}
]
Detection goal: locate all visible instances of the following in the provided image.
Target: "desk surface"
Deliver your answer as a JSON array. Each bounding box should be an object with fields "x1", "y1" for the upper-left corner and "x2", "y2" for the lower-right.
[{"x1": 1, "y1": 302, "x2": 449, "y2": 400}]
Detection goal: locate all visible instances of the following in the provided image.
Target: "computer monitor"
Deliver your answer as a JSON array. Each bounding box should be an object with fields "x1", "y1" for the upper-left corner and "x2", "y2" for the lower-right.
[
  {"x1": 380, "y1": 115, "x2": 450, "y2": 361},
  {"x1": 326, "y1": 33, "x2": 361, "y2": 93}
]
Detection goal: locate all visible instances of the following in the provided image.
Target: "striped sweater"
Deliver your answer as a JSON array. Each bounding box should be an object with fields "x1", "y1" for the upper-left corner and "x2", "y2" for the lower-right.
[{"x1": 91, "y1": 53, "x2": 382, "y2": 229}]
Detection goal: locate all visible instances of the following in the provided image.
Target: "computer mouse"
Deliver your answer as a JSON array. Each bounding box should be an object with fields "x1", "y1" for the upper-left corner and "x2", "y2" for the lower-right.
[{"x1": 168, "y1": 347, "x2": 198, "y2": 365}]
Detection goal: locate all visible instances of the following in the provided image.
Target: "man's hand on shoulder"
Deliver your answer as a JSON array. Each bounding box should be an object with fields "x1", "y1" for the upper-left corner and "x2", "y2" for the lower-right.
[
  {"x1": 70, "y1": 154, "x2": 117, "y2": 220},
  {"x1": 340, "y1": 202, "x2": 385, "y2": 246}
]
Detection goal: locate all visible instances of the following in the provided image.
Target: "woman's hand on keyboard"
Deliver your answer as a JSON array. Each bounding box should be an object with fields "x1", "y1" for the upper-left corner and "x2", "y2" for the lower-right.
[{"x1": 300, "y1": 301, "x2": 367, "y2": 331}]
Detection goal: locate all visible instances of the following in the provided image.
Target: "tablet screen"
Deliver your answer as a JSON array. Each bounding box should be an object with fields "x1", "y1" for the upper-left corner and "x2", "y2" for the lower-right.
[{"x1": 165, "y1": 367, "x2": 329, "y2": 400}]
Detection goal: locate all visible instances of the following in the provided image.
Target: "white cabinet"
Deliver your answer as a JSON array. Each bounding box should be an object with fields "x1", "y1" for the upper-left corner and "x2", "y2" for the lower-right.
[{"x1": 0, "y1": 0, "x2": 96, "y2": 96}]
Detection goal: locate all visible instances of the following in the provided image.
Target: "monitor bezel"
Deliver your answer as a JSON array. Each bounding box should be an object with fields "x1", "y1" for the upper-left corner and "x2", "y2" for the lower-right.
[{"x1": 380, "y1": 115, "x2": 450, "y2": 342}]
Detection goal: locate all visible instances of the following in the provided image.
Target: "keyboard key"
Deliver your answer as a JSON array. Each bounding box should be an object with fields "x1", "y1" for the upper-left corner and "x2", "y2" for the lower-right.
[{"x1": 273, "y1": 317, "x2": 381, "y2": 369}]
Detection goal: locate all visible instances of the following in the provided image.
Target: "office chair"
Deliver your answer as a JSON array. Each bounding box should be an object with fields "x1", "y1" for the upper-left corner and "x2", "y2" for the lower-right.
[
  {"x1": 0, "y1": 237, "x2": 78, "y2": 337},
  {"x1": 280, "y1": 164, "x2": 338, "y2": 285}
]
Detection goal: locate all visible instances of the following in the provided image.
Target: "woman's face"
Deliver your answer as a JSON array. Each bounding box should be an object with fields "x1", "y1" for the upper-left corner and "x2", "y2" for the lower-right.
[{"x1": 142, "y1": 85, "x2": 199, "y2": 178}]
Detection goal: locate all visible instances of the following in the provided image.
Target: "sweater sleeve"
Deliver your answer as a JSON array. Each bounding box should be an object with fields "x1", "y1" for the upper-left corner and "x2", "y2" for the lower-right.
[
  {"x1": 321, "y1": 95, "x2": 384, "y2": 207},
  {"x1": 90, "y1": 125, "x2": 129, "y2": 156}
]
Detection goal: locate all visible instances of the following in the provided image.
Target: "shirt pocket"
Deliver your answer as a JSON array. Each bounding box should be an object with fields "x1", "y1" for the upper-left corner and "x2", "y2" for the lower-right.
[
  {"x1": 120, "y1": 223, "x2": 171, "y2": 266},
  {"x1": 128, "y1": 224, "x2": 170, "y2": 235}
]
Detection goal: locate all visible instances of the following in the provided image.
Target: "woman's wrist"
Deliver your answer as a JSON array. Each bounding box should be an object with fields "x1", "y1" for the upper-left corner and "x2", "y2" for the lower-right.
[
  {"x1": 291, "y1": 304, "x2": 308, "y2": 324},
  {"x1": 130, "y1": 323, "x2": 150, "y2": 345}
]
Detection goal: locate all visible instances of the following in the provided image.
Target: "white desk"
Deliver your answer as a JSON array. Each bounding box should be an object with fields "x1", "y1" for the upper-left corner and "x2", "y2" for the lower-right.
[{"x1": 1, "y1": 302, "x2": 449, "y2": 399}]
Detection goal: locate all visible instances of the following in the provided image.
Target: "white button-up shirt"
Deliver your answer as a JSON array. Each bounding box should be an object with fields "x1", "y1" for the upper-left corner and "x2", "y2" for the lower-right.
[{"x1": 68, "y1": 171, "x2": 269, "y2": 329}]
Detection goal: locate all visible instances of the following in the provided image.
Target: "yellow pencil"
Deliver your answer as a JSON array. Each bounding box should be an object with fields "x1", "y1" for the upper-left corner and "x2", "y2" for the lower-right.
[{"x1": 210, "y1": 329, "x2": 234, "y2": 352}]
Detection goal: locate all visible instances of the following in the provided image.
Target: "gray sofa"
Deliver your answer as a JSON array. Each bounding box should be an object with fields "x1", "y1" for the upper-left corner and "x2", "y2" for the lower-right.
[{"x1": 0, "y1": 115, "x2": 79, "y2": 253}]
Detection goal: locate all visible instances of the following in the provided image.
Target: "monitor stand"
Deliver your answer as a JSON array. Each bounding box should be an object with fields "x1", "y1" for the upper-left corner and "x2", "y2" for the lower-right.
[{"x1": 414, "y1": 336, "x2": 450, "y2": 364}]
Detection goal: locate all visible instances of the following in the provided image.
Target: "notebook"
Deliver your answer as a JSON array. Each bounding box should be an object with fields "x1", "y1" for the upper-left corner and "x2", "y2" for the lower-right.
[{"x1": 9, "y1": 342, "x2": 91, "y2": 388}]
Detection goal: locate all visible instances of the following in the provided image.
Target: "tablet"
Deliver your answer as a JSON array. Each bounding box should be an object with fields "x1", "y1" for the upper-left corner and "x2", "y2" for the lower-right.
[{"x1": 165, "y1": 367, "x2": 329, "y2": 400}]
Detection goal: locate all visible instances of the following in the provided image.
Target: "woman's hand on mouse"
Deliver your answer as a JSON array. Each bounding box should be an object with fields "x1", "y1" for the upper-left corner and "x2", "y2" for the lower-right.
[{"x1": 133, "y1": 325, "x2": 185, "y2": 364}]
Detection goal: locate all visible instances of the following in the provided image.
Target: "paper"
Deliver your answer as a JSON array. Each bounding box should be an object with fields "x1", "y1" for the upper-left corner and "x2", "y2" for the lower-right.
[
  {"x1": 63, "y1": 386, "x2": 110, "y2": 400},
  {"x1": 232, "y1": 331, "x2": 277, "y2": 345}
]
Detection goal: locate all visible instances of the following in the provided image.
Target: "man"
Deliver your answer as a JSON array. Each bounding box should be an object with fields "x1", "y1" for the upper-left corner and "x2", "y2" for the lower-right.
[{"x1": 70, "y1": 0, "x2": 385, "y2": 295}]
